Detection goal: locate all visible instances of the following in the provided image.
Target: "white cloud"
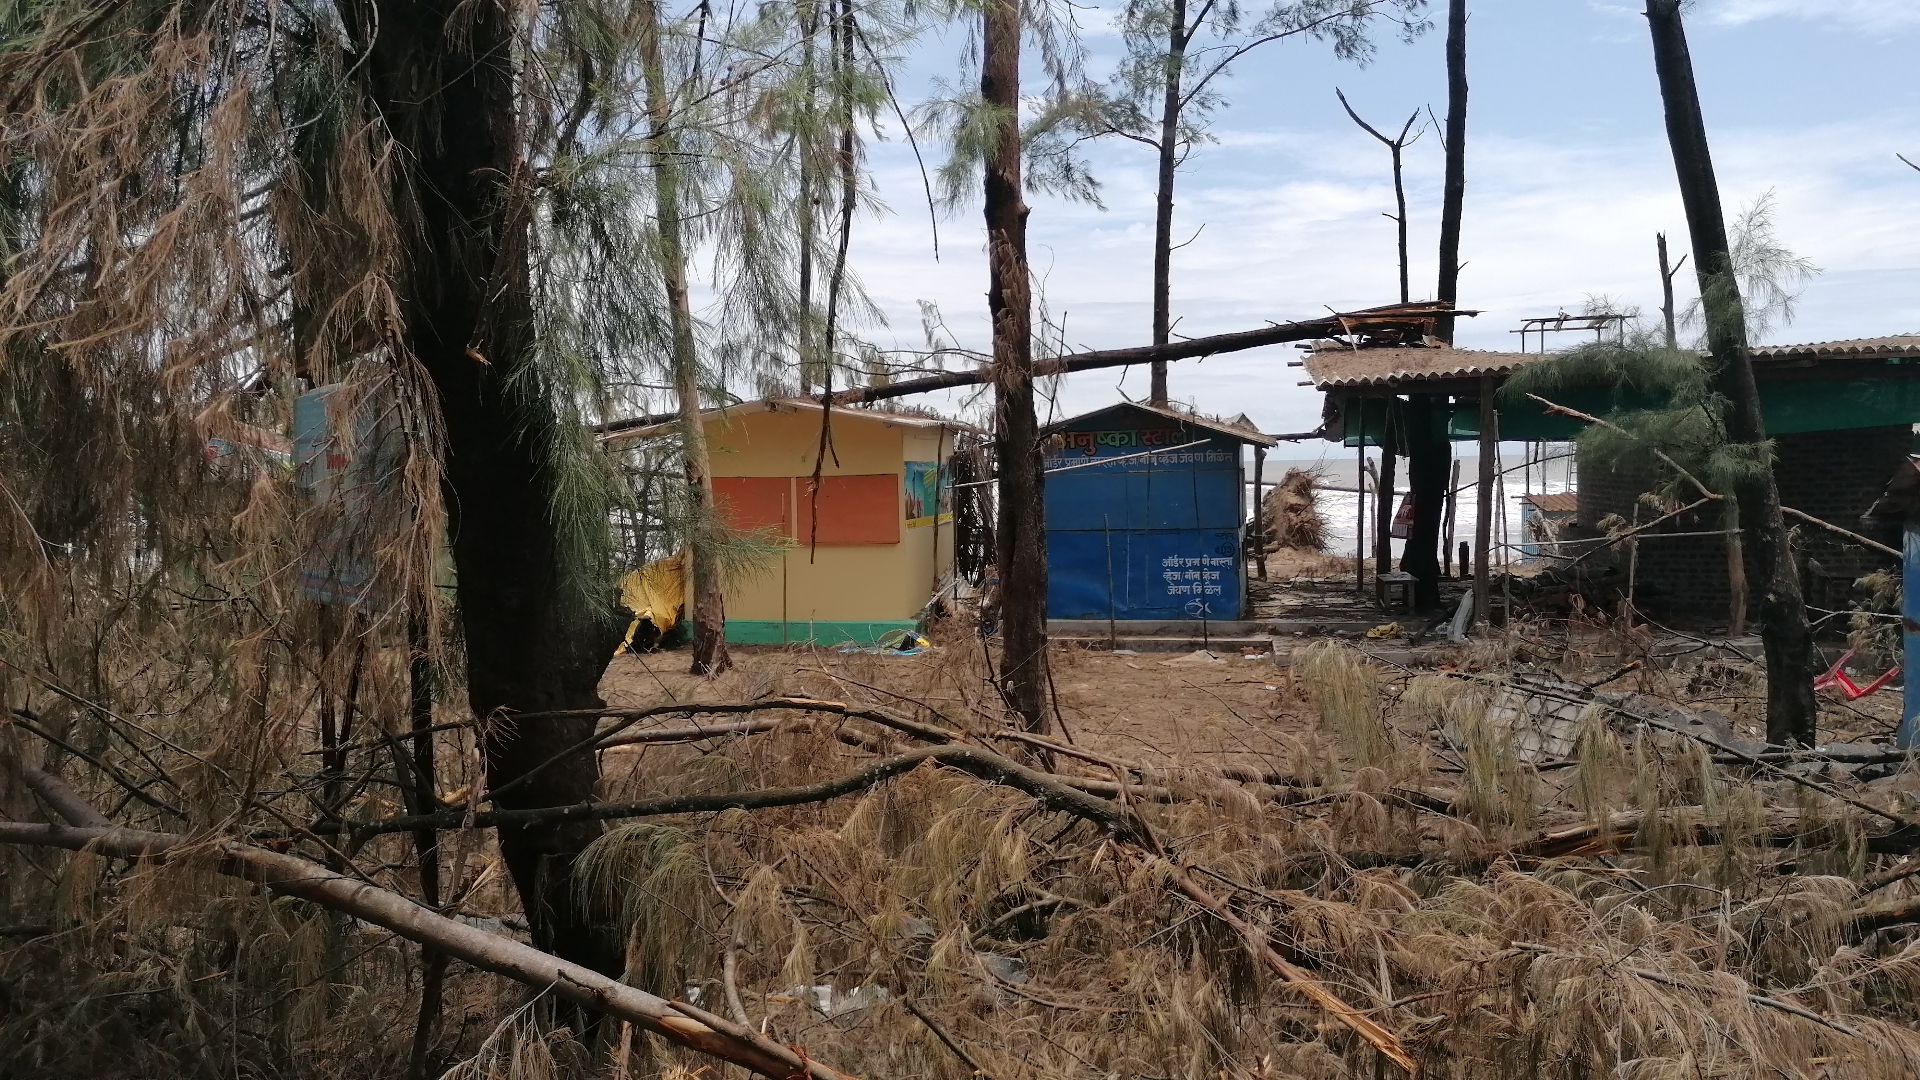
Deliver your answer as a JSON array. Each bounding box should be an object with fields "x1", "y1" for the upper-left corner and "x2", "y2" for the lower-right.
[
  {"x1": 846, "y1": 108, "x2": 1920, "y2": 436},
  {"x1": 1704, "y1": 0, "x2": 1920, "y2": 32}
]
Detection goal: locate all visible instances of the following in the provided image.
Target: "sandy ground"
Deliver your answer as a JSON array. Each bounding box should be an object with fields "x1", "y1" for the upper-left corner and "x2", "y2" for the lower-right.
[{"x1": 599, "y1": 630, "x2": 1319, "y2": 776}]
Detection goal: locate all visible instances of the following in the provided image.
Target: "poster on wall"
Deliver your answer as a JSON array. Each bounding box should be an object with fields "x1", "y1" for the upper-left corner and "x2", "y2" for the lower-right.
[
  {"x1": 294, "y1": 384, "x2": 403, "y2": 608},
  {"x1": 903, "y1": 461, "x2": 952, "y2": 529}
]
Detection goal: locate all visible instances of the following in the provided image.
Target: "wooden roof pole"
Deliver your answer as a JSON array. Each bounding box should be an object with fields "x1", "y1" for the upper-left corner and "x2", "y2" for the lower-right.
[{"x1": 1473, "y1": 375, "x2": 1497, "y2": 630}]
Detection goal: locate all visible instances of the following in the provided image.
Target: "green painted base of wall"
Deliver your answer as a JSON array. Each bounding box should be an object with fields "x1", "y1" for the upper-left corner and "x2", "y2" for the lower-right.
[{"x1": 725, "y1": 620, "x2": 918, "y2": 646}]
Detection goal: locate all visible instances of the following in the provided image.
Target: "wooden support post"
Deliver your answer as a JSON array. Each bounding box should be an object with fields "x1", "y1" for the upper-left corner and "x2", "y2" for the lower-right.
[
  {"x1": 1442, "y1": 458, "x2": 1461, "y2": 577},
  {"x1": 1374, "y1": 401, "x2": 1397, "y2": 578},
  {"x1": 1473, "y1": 375, "x2": 1496, "y2": 629},
  {"x1": 1903, "y1": 521, "x2": 1920, "y2": 749},
  {"x1": 1253, "y1": 445, "x2": 1267, "y2": 580},
  {"x1": 1355, "y1": 441, "x2": 1366, "y2": 595}
]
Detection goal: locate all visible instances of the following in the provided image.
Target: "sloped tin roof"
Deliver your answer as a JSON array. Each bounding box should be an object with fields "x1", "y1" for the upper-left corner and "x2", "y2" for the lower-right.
[
  {"x1": 598, "y1": 397, "x2": 967, "y2": 445},
  {"x1": 1042, "y1": 400, "x2": 1278, "y2": 447},
  {"x1": 1300, "y1": 347, "x2": 1538, "y2": 389},
  {"x1": 1303, "y1": 336, "x2": 1920, "y2": 389}
]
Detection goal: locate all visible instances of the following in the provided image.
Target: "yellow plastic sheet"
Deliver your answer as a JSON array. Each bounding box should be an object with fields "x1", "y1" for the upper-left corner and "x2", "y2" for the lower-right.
[{"x1": 617, "y1": 552, "x2": 686, "y2": 653}]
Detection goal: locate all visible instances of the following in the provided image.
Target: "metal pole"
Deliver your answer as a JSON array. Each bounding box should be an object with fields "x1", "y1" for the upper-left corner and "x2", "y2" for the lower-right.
[{"x1": 1104, "y1": 514, "x2": 1117, "y2": 650}]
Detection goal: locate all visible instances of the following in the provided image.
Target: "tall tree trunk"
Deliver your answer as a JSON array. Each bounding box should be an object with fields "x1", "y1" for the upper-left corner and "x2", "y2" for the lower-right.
[
  {"x1": 1645, "y1": 0, "x2": 1814, "y2": 745},
  {"x1": 1435, "y1": 0, "x2": 1467, "y2": 343},
  {"x1": 1148, "y1": 0, "x2": 1188, "y2": 406},
  {"x1": 346, "y1": 0, "x2": 622, "y2": 976},
  {"x1": 1390, "y1": 141, "x2": 1409, "y2": 305},
  {"x1": 795, "y1": 0, "x2": 822, "y2": 394},
  {"x1": 1400, "y1": 395, "x2": 1449, "y2": 609},
  {"x1": 642, "y1": 0, "x2": 732, "y2": 676},
  {"x1": 404, "y1": 614, "x2": 446, "y2": 1080},
  {"x1": 824, "y1": 0, "x2": 858, "y2": 357},
  {"x1": 1417, "y1": 0, "x2": 1464, "y2": 609},
  {"x1": 983, "y1": 0, "x2": 1048, "y2": 733}
]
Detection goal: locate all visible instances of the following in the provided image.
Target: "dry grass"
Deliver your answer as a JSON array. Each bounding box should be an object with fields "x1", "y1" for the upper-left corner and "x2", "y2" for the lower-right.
[{"x1": 12, "y1": 591, "x2": 1920, "y2": 1080}]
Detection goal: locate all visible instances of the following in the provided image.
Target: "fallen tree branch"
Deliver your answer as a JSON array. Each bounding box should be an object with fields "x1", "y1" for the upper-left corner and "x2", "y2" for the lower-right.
[
  {"x1": 347, "y1": 744, "x2": 1154, "y2": 847},
  {"x1": 1780, "y1": 505, "x2": 1901, "y2": 559},
  {"x1": 0, "y1": 818, "x2": 858, "y2": 1080},
  {"x1": 1562, "y1": 496, "x2": 1717, "y2": 570},
  {"x1": 16, "y1": 762, "x2": 111, "y2": 828},
  {"x1": 1523, "y1": 393, "x2": 1721, "y2": 502},
  {"x1": 1837, "y1": 897, "x2": 1920, "y2": 940},
  {"x1": 904, "y1": 998, "x2": 999, "y2": 1080},
  {"x1": 1478, "y1": 675, "x2": 1920, "y2": 835},
  {"x1": 600, "y1": 717, "x2": 785, "y2": 747},
  {"x1": 0, "y1": 765, "x2": 856, "y2": 1080},
  {"x1": 589, "y1": 304, "x2": 1471, "y2": 430},
  {"x1": 1510, "y1": 942, "x2": 1864, "y2": 1039},
  {"x1": 1167, "y1": 864, "x2": 1417, "y2": 1073}
]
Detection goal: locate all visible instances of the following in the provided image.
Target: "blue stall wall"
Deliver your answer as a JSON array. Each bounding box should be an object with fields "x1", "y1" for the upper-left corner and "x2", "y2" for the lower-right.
[{"x1": 1044, "y1": 425, "x2": 1245, "y2": 621}]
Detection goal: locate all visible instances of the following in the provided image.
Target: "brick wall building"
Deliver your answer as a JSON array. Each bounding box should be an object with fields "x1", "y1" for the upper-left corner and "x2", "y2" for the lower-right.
[{"x1": 1576, "y1": 425, "x2": 1908, "y2": 624}]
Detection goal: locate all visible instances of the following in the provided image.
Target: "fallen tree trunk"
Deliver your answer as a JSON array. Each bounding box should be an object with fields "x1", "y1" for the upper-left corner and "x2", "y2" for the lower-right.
[
  {"x1": 0, "y1": 818, "x2": 854, "y2": 1080},
  {"x1": 349, "y1": 743, "x2": 1153, "y2": 844},
  {"x1": 593, "y1": 303, "x2": 1471, "y2": 436}
]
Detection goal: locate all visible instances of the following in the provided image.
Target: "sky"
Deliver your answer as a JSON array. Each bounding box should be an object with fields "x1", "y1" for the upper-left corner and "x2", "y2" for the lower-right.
[{"x1": 837, "y1": 0, "x2": 1920, "y2": 438}]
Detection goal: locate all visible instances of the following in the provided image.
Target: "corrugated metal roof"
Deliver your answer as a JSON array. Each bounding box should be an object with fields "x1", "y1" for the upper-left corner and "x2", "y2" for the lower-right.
[
  {"x1": 1300, "y1": 347, "x2": 1539, "y2": 388},
  {"x1": 1041, "y1": 400, "x2": 1279, "y2": 447},
  {"x1": 1749, "y1": 336, "x2": 1920, "y2": 360},
  {"x1": 598, "y1": 398, "x2": 967, "y2": 446},
  {"x1": 1303, "y1": 335, "x2": 1920, "y2": 390},
  {"x1": 1521, "y1": 492, "x2": 1579, "y2": 514}
]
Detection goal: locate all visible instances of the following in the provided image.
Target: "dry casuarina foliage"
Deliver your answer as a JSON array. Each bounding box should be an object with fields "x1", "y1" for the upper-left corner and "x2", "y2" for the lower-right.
[
  {"x1": 1262, "y1": 468, "x2": 1331, "y2": 553},
  {"x1": 10, "y1": 621, "x2": 1920, "y2": 1078}
]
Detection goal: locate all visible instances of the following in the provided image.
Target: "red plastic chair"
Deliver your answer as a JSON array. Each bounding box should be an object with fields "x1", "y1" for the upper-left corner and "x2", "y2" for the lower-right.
[{"x1": 1813, "y1": 650, "x2": 1901, "y2": 701}]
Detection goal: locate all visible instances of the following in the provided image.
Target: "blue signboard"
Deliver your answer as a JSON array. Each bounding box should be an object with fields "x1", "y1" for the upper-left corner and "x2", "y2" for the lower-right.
[{"x1": 1043, "y1": 405, "x2": 1251, "y2": 621}]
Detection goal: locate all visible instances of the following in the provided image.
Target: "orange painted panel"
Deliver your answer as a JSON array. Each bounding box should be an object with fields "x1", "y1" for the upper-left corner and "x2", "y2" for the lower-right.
[
  {"x1": 797, "y1": 474, "x2": 900, "y2": 545},
  {"x1": 712, "y1": 476, "x2": 791, "y2": 536}
]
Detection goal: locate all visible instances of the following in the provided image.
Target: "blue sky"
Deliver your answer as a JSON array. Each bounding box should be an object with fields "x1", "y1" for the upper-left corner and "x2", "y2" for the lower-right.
[{"x1": 843, "y1": 0, "x2": 1920, "y2": 435}]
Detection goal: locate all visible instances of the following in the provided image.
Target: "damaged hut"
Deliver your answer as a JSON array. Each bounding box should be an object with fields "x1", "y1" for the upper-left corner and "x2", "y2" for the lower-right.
[
  {"x1": 1301, "y1": 333, "x2": 1920, "y2": 623},
  {"x1": 1041, "y1": 402, "x2": 1275, "y2": 624},
  {"x1": 600, "y1": 399, "x2": 964, "y2": 645}
]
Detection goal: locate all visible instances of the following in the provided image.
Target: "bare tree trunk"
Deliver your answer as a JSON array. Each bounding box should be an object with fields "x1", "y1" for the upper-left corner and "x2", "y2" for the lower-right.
[
  {"x1": 1391, "y1": 141, "x2": 1409, "y2": 305},
  {"x1": 1400, "y1": 395, "x2": 1449, "y2": 609},
  {"x1": 1148, "y1": 0, "x2": 1188, "y2": 406},
  {"x1": 983, "y1": 0, "x2": 1048, "y2": 733},
  {"x1": 344, "y1": 0, "x2": 622, "y2": 978},
  {"x1": 642, "y1": 0, "x2": 731, "y2": 676},
  {"x1": 1418, "y1": 1, "x2": 1463, "y2": 604},
  {"x1": 1657, "y1": 231, "x2": 1682, "y2": 351},
  {"x1": 1646, "y1": 0, "x2": 1814, "y2": 745},
  {"x1": 1435, "y1": 0, "x2": 1467, "y2": 343},
  {"x1": 1336, "y1": 92, "x2": 1420, "y2": 306},
  {"x1": 404, "y1": 615, "x2": 446, "y2": 1080}
]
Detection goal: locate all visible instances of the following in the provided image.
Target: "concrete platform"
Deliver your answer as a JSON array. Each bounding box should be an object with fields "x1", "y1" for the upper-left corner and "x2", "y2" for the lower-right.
[
  {"x1": 1047, "y1": 619, "x2": 1267, "y2": 637},
  {"x1": 1053, "y1": 635, "x2": 1272, "y2": 654}
]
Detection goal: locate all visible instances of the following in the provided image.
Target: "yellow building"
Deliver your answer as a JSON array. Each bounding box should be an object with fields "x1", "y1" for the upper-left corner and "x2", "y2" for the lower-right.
[{"x1": 603, "y1": 400, "x2": 962, "y2": 645}]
